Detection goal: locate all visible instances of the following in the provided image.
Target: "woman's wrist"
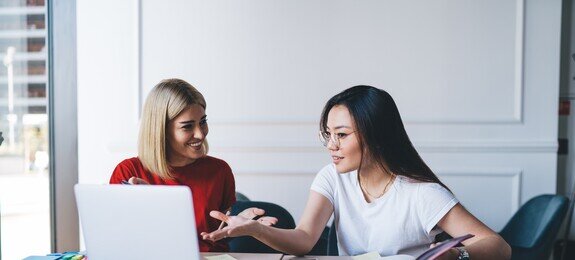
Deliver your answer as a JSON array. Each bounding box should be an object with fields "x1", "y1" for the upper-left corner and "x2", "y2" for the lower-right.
[{"x1": 249, "y1": 219, "x2": 265, "y2": 238}]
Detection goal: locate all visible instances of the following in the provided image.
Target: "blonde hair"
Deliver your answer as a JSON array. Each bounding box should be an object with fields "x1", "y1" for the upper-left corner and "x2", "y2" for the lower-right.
[{"x1": 138, "y1": 78, "x2": 209, "y2": 179}]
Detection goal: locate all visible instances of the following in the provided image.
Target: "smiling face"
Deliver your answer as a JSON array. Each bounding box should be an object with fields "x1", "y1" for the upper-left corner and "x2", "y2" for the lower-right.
[
  {"x1": 166, "y1": 104, "x2": 208, "y2": 166},
  {"x1": 325, "y1": 105, "x2": 364, "y2": 173}
]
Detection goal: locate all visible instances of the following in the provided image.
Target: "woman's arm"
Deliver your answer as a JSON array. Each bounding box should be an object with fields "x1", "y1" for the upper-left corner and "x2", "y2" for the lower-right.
[
  {"x1": 437, "y1": 203, "x2": 511, "y2": 260},
  {"x1": 202, "y1": 191, "x2": 334, "y2": 255}
]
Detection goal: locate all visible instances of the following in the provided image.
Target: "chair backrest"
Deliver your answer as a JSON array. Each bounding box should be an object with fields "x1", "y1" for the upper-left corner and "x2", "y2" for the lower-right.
[
  {"x1": 327, "y1": 224, "x2": 338, "y2": 256},
  {"x1": 308, "y1": 226, "x2": 329, "y2": 256},
  {"x1": 235, "y1": 191, "x2": 250, "y2": 202},
  {"x1": 499, "y1": 194, "x2": 569, "y2": 259},
  {"x1": 228, "y1": 201, "x2": 295, "y2": 253}
]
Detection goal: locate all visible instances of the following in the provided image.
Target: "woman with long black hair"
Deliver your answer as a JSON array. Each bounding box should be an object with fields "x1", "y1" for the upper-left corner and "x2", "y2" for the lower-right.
[{"x1": 201, "y1": 85, "x2": 511, "y2": 259}]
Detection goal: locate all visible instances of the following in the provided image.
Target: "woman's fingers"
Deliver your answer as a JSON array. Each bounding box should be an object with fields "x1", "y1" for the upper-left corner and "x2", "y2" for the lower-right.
[
  {"x1": 128, "y1": 177, "x2": 137, "y2": 184},
  {"x1": 201, "y1": 228, "x2": 230, "y2": 241},
  {"x1": 251, "y1": 207, "x2": 265, "y2": 216},
  {"x1": 203, "y1": 226, "x2": 247, "y2": 241},
  {"x1": 236, "y1": 208, "x2": 277, "y2": 226},
  {"x1": 429, "y1": 242, "x2": 442, "y2": 248},
  {"x1": 238, "y1": 207, "x2": 265, "y2": 220},
  {"x1": 257, "y1": 216, "x2": 278, "y2": 226},
  {"x1": 201, "y1": 218, "x2": 262, "y2": 241},
  {"x1": 128, "y1": 177, "x2": 149, "y2": 185},
  {"x1": 209, "y1": 210, "x2": 231, "y2": 222}
]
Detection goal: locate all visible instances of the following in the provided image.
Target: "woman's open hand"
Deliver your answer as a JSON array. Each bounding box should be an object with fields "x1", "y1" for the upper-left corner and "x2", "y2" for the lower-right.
[
  {"x1": 200, "y1": 207, "x2": 278, "y2": 241},
  {"x1": 236, "y1": 207, "x2": 277, "y2": 225}
]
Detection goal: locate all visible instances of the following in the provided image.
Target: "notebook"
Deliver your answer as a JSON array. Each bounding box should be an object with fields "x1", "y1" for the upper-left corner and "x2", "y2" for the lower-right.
[
  {"x1": 416, "y1": 234, "x2": 473, "y2": 260},
  {"x1": 74, "y1": 184, "x2": 200, "y2": 260},
  {"x1": 348, "y1": 234, "x2": 474, "y2": 260}
]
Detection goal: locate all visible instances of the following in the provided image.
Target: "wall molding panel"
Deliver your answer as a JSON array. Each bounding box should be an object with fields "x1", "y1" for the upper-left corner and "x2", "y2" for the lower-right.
[
  {"x1": 137, "y1": 0, "x2": 528, "y2": 125},
  {"x1": 437, "y1": 170, "x2": 522, "y2": 213}
]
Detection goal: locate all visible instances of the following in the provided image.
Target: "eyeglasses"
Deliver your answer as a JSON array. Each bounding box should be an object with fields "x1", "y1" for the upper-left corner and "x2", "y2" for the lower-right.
[{"x1": 318, "y1": 130, "x2": 356, "y2": 148}]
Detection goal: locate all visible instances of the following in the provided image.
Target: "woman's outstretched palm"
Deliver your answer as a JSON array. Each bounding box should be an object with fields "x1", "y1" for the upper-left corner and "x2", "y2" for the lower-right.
[{"x1": 200, "y1": 207, "x2": 278, "y2": 241}]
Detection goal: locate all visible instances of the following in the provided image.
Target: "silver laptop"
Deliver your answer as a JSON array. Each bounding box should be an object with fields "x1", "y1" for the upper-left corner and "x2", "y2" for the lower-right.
[{"x1": 74, "y1": 184, "x2": 200, "y2": 260}]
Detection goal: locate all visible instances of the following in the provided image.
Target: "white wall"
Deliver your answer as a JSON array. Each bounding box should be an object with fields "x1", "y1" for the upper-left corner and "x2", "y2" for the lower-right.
[{"x1": 77, "y1": 0, "x2": 562, "y2": 232}]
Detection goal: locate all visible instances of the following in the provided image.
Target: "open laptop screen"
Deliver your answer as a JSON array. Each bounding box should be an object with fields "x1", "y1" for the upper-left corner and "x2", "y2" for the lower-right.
[{"x1": 74, "y1": 184, "x2": 200, "y2": 260}]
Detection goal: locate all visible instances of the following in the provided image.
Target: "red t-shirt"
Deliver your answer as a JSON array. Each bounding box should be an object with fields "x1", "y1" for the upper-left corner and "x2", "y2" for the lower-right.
[{"x1": 109, "y1": 156, "x2": 236, "y2": 252}]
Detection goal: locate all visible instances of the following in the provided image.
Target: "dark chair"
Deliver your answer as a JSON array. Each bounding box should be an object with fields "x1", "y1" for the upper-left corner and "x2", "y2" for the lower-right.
[
  {"x1": 228, "y1": 201, "x2": 296, "y2": 253},
  {"x1": 327, "y1": 224, "x2": 338, "y2": 256},
  {"x1": 499, "y1": 194, "x2": 569, "y2": 260},
  {"x1": 307, "y1": 226, "x2": 329, "y2": 255},
  {"x1": 235, "y1": 191, "x2": 250, "y2": 202}
]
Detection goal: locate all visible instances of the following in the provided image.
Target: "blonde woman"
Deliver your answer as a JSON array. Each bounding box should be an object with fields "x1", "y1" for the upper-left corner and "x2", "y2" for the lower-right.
[{"x1": 110, "y1": 79, "x2": 276, "y2": 252}]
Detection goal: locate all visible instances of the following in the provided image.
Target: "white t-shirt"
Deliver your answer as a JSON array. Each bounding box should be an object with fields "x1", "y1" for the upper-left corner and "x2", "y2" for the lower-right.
[{"x1": 310, "y1": 164, "x2": 458, "y2": 257}]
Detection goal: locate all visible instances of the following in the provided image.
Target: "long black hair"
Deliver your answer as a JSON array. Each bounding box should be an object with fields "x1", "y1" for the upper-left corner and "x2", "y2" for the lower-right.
[{"x1": 320, "y1": 85, "x2": 450, "y2": 191}]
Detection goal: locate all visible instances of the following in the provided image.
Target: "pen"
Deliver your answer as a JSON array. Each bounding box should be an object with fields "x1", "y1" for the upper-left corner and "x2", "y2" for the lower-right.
[
  {"x1": 217, "y1": 210, "x2": 231, "y2": 230},
  {"x1": 121, "y1": 180, "x2": 131, "y2": 185}
]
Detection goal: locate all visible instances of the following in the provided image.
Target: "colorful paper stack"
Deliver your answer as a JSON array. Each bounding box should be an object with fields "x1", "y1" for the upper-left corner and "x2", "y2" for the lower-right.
[{"x1": 24, "y1": 251, "x2": 87, "y2": 260}]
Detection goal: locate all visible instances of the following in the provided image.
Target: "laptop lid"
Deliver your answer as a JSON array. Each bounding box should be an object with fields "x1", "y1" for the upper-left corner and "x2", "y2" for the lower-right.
[{"x1": 74, "y1": 184, "x2": 200, "y2": 260}]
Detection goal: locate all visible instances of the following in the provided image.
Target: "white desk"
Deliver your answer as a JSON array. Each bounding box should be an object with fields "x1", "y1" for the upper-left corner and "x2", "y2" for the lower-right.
[
  {"x1": 201, "y1": 253, "x2": 352, "y2": 259},
  {"x1": 202, "y1": 252, "x2": 284, "y2": 259},
  {"x1": 282, "y1": 256, "x2": 352, "y2": 259}
]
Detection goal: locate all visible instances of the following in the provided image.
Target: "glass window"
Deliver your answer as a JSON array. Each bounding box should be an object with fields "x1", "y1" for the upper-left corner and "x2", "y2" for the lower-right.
[{"x1": 0, "y1": 0, "x2": 49, "y2": 259}]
